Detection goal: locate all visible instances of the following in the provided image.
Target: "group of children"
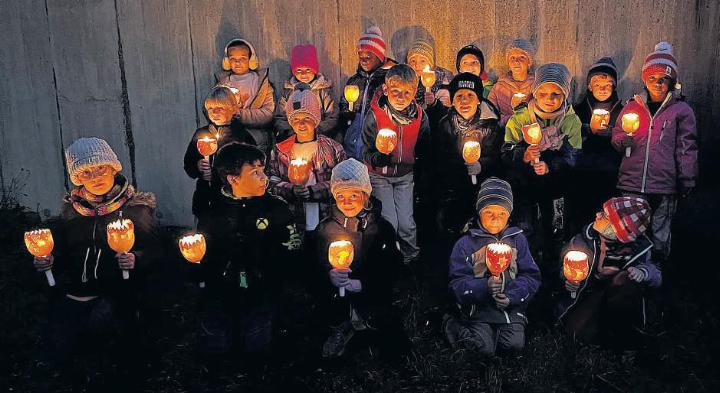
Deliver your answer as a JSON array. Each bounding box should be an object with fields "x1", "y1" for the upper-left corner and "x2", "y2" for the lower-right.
[{"x1": 31, "y1": 26, "x2": 697, "y2": 384}]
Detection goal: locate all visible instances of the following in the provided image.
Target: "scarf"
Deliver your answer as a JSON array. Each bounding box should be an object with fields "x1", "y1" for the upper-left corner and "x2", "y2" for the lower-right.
[
  {"x1": 528, "y1": 100, "x2": 568, "y2": 152},
  {"x1": 68, "y1": 175, "x2": 134, "y2": 217},
  {"x1": 380, "y1": 96, "x2": 417, "y2": 126}
]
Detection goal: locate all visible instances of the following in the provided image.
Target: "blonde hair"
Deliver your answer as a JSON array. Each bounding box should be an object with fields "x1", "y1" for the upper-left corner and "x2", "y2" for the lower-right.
[
  {"x1": 204, "y1": 86, "x2": 237, "y2": 110},
  {"x1": 385, "y1": 64, "x2": 417, "y2": 85}
]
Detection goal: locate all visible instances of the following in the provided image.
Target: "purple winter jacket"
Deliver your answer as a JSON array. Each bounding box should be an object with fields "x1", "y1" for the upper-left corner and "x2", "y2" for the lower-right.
[{"x1": 611, "y1": 92, "x2": 698, "y2": 194}]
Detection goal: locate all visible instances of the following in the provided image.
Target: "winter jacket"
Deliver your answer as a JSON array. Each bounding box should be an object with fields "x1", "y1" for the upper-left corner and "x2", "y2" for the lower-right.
[
  {"x1": 611, "y1": 92, "x2": 698, "y2": 194},
  {"x1": 362, "y1": 95, "x2": 431, "y2": 178},
  {"x1": 487, "y1": 72, "x2": 535, "y2": 127},
  {"x1": 449, "y1": 223, "x2": 541, "y2": 324},
  {"x1": 183, "y1": 122, "x2": 256, "y2": 218},
  {"x1": 215, "y1": 68, "x2": 276, "y2": 154},
  {"x1": 573, "y1": 93, "x2": 623, "y2": 174},
  {"x1": 274, "y1": 74, "x2": 339, "y2": 140},
  {"x1": 268, "y1": 134, "x2": 347, "y2": 230}
]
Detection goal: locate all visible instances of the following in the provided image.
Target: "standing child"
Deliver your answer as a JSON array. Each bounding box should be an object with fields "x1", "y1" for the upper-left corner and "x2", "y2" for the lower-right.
[
  {"x1": 406, "y1": 38, "x2": 454, "y2": 120},
  {"x1": 611, "y1": 42, "x2": 697, "y2": 264},
  {"x1": 488, "y1": 39, "x2": 536, "y2": 127},
  {"x1": 274, "y1": 44, "x2": 339, "y2": 141},
  {"x1": 362, "y1": 64, "x2": 430, "y2": 264},
  {"x1": 455, "y1": 44, "x2": 494, "y2": 98},
  {"x1": 444, "y1": 177, "x2": 541, "y2": 355},
  {"x1": 215, "y1": 38, "x2": 275, "y2": 155}
]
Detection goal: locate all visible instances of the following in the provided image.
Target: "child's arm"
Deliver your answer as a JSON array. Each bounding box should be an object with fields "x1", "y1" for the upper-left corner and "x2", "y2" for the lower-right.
[
  {"x1": 361, "y1": 111, "x2": 390, "y2": 168},
  {"x1": 631, "y1": 249, "x2": 662, "y2": 288},
  {"x1": 500, "y1": 116, "x2": 529, "y2": 169},
  {"x1": 308, "y1": 142, "x2": 347, "y2": 202},
  {"x1": 674, "y1": 105, "x2": 698, "y2": 193},
  {"x1": 449, "y1": 238, "x2": 492, "y2": 305},
  {"x1": 183, "y1": 130, "x2": 202, "y2": 179},
  {"x1": 273, "y1": 89, "x2": 292, "y2": 140},
  {"x1": 503, "y1": 235, "x2": 542, "y2": 306},
  {"x1": 317, "y1": 89, "x2": 339, "y2": 136},
  {"x1": 237, "y1": 78, "x2": 275, "y2": 127},
  {"x1": 267, "y1": 148, "x2": 295, "y2": 202}
]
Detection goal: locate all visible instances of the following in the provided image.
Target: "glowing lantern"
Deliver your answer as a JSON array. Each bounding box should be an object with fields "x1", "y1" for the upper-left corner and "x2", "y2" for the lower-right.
[
  {"x1": 328, "y1": 240, "x2": 354, "y2": 297},
  {"x1": 512, "y1": 93, "x2": 526, "y2": 108},
  {"x1": 288, "y1": 158, "x2": 312, "y2": 186},
  {"x1": 344, "y1": 85, "x2": 360, "y2": 111},
  {"x1": 462, "y1": 141, "x2": 481, "y2": 185},
  {"x1": 196, "y1": 135, "x2": 218, "y2": 160},
  {"x1": 563, "y1": 251, "x2": 589, "y2": 299},
  {"x1": 521, "y1": 122, "x2": 543, "y2": 164},
  {"x1": 24, "y1": 229, "x2": 56, "y2": 287},
  {"x1": 179, "y1": 234, "x2": 206, "y2": 264},
  {"x1": 486, "y1": 242, "x2": 512, "y2": 277},
  {"x1": 591, "y1": 109, "x2": 610, "y2": 129},
  {"x1": 376, "y1": 128, "x2": 397, "y2": 174},
  {"x1": 420, "y1": 65, "x2": 436, "y2": 89},
  {"x1": 621, "y1": 113, "x2": 640, "y2": 157},
  {"x1": 107, "y1": 219, "x2": 135, "y2": 280}
]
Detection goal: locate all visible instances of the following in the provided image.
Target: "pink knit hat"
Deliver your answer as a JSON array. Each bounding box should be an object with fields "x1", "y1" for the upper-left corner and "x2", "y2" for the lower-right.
[
  {"x1": 357, "y1": 26, "x2": 386, "y2": 62},
  {"x1": 642, "y1": 41, "x2": 678, "y2": 82},
  {"x1": 603, "y1": 197, "x2": 651, "y2": 243},
  {"x1": 291, "y1": 44, "x2": 319, "y2": 74}
]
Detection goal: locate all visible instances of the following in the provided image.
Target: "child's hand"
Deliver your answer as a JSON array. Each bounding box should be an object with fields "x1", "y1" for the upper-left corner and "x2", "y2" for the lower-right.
[
  {"x1": 466, "y1": 162, "x2": 482, "y2": 176},
  {"x1": 424, "y1": 90, "x2": 436, "y2": 106},
  {"x1": 329, "y1": 268, "x2": 350, "y2": 288},
  {"x1": 487, "y1": 275, "x2": 503, "y2": 295},
  {"x1": 493, "y1": 293, "x2": 510, "y2": 309},
  {"x1": 346, "y1": 279, "x2": 362, "y2": 293},
  {"x1": 293, "y1": 185, "x2": 311, "y2": 201},
  {"x1": 565, "y1": 279, "x2": 579, "y2": 293},
  {"x1": 116, "y1": 253, "x2": 136, "y2": 271},
  {"x1": 33, "y1": 255, "x2": 54, "y2": 272},
  {"x1": 532, "y1": 161, "x2": 549, "y2": 176},
  {"x1": 627, "y1": 266, "x2": 646, "y2": 283},
  {"x1": 197, "y1": 159, "x2": 212, "y2": 181},
  {"x1": 619, "y1": 135, "x2": 635, "y2": 149},
  {"x1": 523, "y1": 145, "x2": 540, "y2": 163},
  {"x1": 436, "y1": 89, "x2": 451, "y2": 107}
]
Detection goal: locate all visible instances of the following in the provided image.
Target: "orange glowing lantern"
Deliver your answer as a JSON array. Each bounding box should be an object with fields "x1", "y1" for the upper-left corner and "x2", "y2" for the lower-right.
[
  {"x1": 621, "y1": 113, "x2": 640, "y2": 157},
  {"x1": 197, "y1": 135, "x2": 218, "y2": 160},
  {"x1": 376, "y1": 128, "x2": 397, "y2": 174},
  {"x1": 462, "y1": 141, "x2": 481, "y2": 185},
  {"x1": 521, "y1": 122, "x2": 543, "y2": 164},
  {"x1": 24, "y1": 229, "x2": 56, "y2": 286},
  {"x1": 344, "y1": 85, "x2": 360, "y2": 111},
  {"x1": 328, "y1": 240, "x2": 354, "y2": 297},
  {"x1": 420, "y1": 65, "x2": 436, "y2": 89},
  {"x1": 486, "y1": 242, "x2": 512, "y2": 278},
  {"x1": 591, "y1": 109, "x2": 610, "y2": 129},
  {"x1": 563, "y1": 251, "x2": 589, "y2": 298},
  {"x1": 107, "y1": 219, "x2": 135, "y2": 280},
  {"x1": 288, "y1": 158, "x2": 312, "y2": 186},
  {"x1": 512, "y1": 93, "x2": 526, "y2": 108},
  {"x1": 179, "y1": 234, "x2": 206, "y2": 264}
]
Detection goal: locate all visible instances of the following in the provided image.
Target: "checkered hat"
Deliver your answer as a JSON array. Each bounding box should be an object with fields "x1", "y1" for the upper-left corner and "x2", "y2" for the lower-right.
[{"x1": 603, "y1": 197, "x2": 651, "y2": 243}]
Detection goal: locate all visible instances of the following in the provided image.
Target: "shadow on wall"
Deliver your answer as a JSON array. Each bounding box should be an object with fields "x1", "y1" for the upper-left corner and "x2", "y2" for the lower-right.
[{"x1": 390, "y1": 26, "x2": 435, "y2": 63}]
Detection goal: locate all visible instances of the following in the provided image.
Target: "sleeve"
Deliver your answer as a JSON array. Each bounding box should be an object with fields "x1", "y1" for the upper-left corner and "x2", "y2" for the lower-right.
[
  {"x1": 479, "y1": 122, "x2": 504, "y2": 176},
  {"x1": 271, "y1": 202, "x2": 302, "y2": 265},
  {"x1": 273, "y1": 88, "x2": 293, "y2": 140},
  {"x1": 308, "y1": 142, "x2": 347, "y2": 202},
  {"x1": 267, "y1": 148, "x2": 295, "y2": 202},
  {"x1": 237, "y1": 77, "x2": 275, "y2": 127},
  {"x1": 674, "y1": 105, "x2": 698, "y2": 188},
  {"x1": 633, "y1": 250, "x2": 662, "y2": 288},
  {"x1": 317, "y1": 88, "x2": 340, "y2": 136},
  {"x1": 129, "y1": 206, "x2": 161, "y2": 275},
  {"x1": 449, "y1": 237, "x2": 491, "y2": 305},
  {"x1": 501, "y1": 115, "x2": 529, "y2": 169},
  {"x1": 361, "y1": 111, "x2": 387, "y2": 168},
  {"x1": 504, "y1": 235, "x2": 542, "y2": 307},
  {"x1": 183, "y1": 129, "x2": 202, "y2": 179}
]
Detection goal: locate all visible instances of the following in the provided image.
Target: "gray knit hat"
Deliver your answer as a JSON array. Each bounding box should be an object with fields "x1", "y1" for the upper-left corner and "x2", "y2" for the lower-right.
[
  {"x1": 285, "y1": 84, "x2": 322, "y2": 126},
  {"x1": 588, "y1": 57, "x2": 618, "y2": 82},
  {"x1": 475, "y1": 177, "x2": 513, "y2": 214},
  {"x1": 330, "y1": 158, "x2": 372, "y2": 197},
  {"x1": 533, "y1": 63, "x2": 572, "y2": 99},
  {"x1": 506, "y1": 38, "x2": 536, "y2": 64},
  {"x1": 65, "y1": 137, "x2": 122, "y2": 186}
]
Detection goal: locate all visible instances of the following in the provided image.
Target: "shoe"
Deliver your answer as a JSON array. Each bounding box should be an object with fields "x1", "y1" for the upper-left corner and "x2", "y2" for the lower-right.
[{"x1": 322, "y1": 321, "x2": 355, "y2": 358}]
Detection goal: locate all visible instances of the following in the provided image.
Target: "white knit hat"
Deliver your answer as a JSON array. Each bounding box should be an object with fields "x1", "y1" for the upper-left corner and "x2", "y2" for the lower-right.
[{"x1": 65, "y1": 137, "x2": 122, "y2": 186}]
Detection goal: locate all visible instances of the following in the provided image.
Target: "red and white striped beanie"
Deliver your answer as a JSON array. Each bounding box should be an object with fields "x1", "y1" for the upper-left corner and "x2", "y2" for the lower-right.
[
  {"x1": 642, "y1": 41, "x2": 678, "y2": 82},
  {"x1": 357, "y1": 26, "x2": 386, "y2": 62}
]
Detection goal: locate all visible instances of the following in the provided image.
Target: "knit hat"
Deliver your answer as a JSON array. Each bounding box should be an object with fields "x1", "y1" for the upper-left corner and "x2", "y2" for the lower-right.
[
  {"x1": 475, "y1": 177, "x2": 513, "y2": 214},
  {"x1": 456, "y1": 44, "x2": 485, "y2": 74},
  {"x1": 533, "y1": 63, "x2": 572, "y2": 99},
  {"x1": 588, "y1": 57, "x2": 618, "y2": 82},
  {"x1": 357, "y1": 26, "x2": 386, "y2": 62},
  {"x1": 506, "y1": 38, "x2": 535, "y2": 65},
  {"x1": 290, "y1": 44, "x2": 319, "y2": 74},
  {"x1": 602, "y1": 197, "x2": 651, "y2": 243},
  {"x1": 285, "y1": 84, "x2": 322, "y2": 126},
  {"x1": 222, "y1": 38, "x2": 259, "y2": 71},
  {"x1": 449, "y1": 72, "x2": 484, "y2": 101},
  {"x1": 330, "y1": 158, "x2": 372, "y2": 197},
  {"x1": 65, "y1": 137, "x2": 122, "y2": 186},
  {"x1": 642, "y1": 41, "x2": 678, "y2": 82},
  {"x1": 407, "y1": 38, "x2": 434, "y2": 68}
]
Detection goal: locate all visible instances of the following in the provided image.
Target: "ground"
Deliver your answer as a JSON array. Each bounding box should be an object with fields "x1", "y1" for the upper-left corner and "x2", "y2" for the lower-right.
[{"x1": 1, "y1": 185, "x2": 719, "y2": 393}]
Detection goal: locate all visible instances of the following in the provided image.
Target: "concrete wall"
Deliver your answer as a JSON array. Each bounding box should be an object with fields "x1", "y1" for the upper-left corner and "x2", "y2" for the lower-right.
[{"x1": 1, "y1": 0, "x2": 718, "y2": 225}]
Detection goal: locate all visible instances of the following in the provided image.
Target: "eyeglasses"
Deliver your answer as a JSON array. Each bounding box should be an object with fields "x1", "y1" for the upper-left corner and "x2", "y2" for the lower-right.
[{"x1": 77, "y1": 166, "x2": 113, "y2": 182}]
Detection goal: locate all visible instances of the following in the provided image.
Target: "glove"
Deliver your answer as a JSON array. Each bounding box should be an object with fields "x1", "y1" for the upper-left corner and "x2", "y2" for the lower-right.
[
  {"x1": 346, "y1": 279, "x2": 362, "y2": 293},
  {"x1": 197, "y1": 159, "x2": 212, "y2": 181},
  {"x1": 329, "y1": 268, "x2": 350, "y2": 288},
  {"x1": 466, "y1": 162, "x2": 482, "y2": 176},
  {"x1": 33, "y1": 255, "x2": 54, "y2": 272},
  {"x1": 619, "y1": 135, "x2": 635, "y2": 149},
  {"x1": 627, "y1": 266, "x2": 647, "y2": 283},
  {"x1": 116, "y1": 252, "x2": 136, "y2": 270},
  {"x1": 564, "y1": 280, "x2": 580, "y2": 293},
  {"x1": 293, "y1": 185, "x2": 311, "y2": 201},
  {"x1": 493, "y1": 293, "x2": 510, "y2": 309}
]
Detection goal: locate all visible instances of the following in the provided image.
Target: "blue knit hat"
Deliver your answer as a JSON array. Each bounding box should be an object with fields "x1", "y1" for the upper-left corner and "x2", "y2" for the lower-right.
[
  {"x1": 475, "y1": 177, "x2": 513, "y2": 214},
  {"x1": 330, "y1": 158, "x2": 372, "y2": 197},
  {"x1": 65, "y1": 137, "x2": 122, "y2": 186},
  {"x1": 533, "y1": 63, "x2": 572, "y2": 99}
]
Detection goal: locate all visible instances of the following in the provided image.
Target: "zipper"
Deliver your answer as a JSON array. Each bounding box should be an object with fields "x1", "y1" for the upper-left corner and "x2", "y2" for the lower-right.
[{"x1": 639, "y1": 93, "x2": 672, "y2": 193}]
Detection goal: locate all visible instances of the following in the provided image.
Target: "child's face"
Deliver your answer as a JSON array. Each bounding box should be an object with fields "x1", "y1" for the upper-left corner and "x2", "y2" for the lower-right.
[
  {"x1": 480, "y1": 205, "x2": 510, "y2": 235},
  {"x1": 407, "y1": 54, "x2": 431, "y2": 75},
  {"x1": 534, "y1": 83, "x2": 564, "y2": 113},
  {"x1": 459, "y1": 54, "x2": 482, "y2": 77},
  {"x1": 289, "y1": 113, "x2": 317, "y2": 141},
  {"x1": 589, "y1": 74, "x2": 614, "y2": 102},
  {"x1": 452, "y1": 89, "x2": 479, "y2": 119},
  {"x1": 334, "y1": 189, "x2": 368, "y2": 218},
  {"x1": 294, "y1": 67, "x2": 316, "y2": 84},
  {"x1": 227, "y1": 46, "x2": 251, "y2": 75},
  {"x1": 507, "y1": 49, "x2": 530, "y2": 77},
  {"x1": 383, "y1": 79, "x2": 417, "y2": 111},
  {"x1": 645, "y1": 73, "x2": 671, "y2": 102},
  {"x1": 227, "y1": 160, "x2": 267, "y2": 197},
  {"x1": 358, "y1": 50, "x2": 382, "y2": 72},
  {"x1": 77, "y1": 165, "x2": 117, "y2": 196},
  {"x1": 592, "y1": 211, "x2": 617, "y2": 241},
  {"x1": 205, "y1": 102, "x2": 235, "y2": 125}
]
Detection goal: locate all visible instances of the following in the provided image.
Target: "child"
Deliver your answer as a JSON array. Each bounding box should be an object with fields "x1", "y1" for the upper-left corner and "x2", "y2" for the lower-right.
[
  {"x1": 340, "y1": 26, "x2": 398, "y2": 160},
  {"x1": 501, "y1": 63, "x2": 582, "y2": 267},
  {"x1": 455, "y1": 44, "x2": 493, "y2": 98},
  {"x1": 444, "y1": 177, "x2": 541, "y2": 355},
  {"x1": 184, "y1": 86, "x2": 256, "y2": 220},
  {"x1": 566, "y1": 58, "x2": 623, "y2": 237},
  {"x1": 274, "y1": 44, "x2": 339, "y2": 141},
  {"x1": 557, "y1": 197, "x2": 660, "y2": 347},
  {"x1": 268, "y1": 86, "x2": 347, "y2": 233},
  {"x1": 362, "y1": 64, "x2": 430, "y2": 264},
  {"x1": 315, "y1": 158, "x2": 410, "y2": 359},
  {"x1": 32, "y1": 137, "x2": 159, "y2": 388},
  {"x1": 196, "y1": 143, "x2": 301, "y2": 373},
  {"x1": 406, "y1": 38, "x2": 454, "y2": 110},
  {"x1": 611, "y1": 42, "x2": 697, "y2": 264},
  {"x1": 488, "y1": 39, "x2": 536, "y2": 127},
  {"x1": 215, "y1": 38, "x2": 276, "y2": 155}
]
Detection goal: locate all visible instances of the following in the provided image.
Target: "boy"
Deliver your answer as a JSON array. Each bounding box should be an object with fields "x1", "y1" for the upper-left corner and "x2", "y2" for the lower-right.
[
  {"x1": 274, "y1": 44, "x2": 339, "y2": 141},
  {"x1": 215, "y1": 38, "x2": 275, "y2": 155},
  {"x1": 362, "y1": 64, "x2": 430, "y2": 264},
  {"x1": 444, "y1": 177, "x2": 541, "y2": 355},
  {"x1": 488, "y1": 39, "x2": 536, "y2": 127},
  {"x1": 406, "y1": 38, "x2": 454, "y2": 109},
  {"x1": 455, "y1": 44, "x2": 493, "y2": 98},
  {"x1": 611, "y1": 42, "x2": 697, "y2": 264}
]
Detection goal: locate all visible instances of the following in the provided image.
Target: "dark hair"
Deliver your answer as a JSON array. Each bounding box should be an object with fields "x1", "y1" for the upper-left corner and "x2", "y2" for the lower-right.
[
  {"x1": 226, "y1": 41, "x2": 251, "y2": 56},
  {"x1": 214, "y1": 142, "x2": 265, "y2": 187},
  {"x1": 385, "y1": 64, "x2": 417, "y2": 84}
]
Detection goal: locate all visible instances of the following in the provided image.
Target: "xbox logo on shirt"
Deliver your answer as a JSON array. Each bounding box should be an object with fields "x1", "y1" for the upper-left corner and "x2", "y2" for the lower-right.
[{"x1": 256, "y1": 217, "x2": 269, "y2": 230}]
